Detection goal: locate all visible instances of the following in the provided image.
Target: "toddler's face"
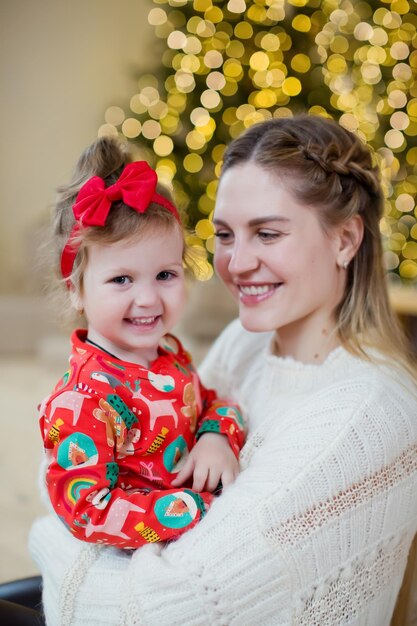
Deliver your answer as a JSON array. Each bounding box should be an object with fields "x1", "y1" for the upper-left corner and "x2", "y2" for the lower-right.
[{"x1": 73, "y1": 225, "x2": 186, "y2": 366}]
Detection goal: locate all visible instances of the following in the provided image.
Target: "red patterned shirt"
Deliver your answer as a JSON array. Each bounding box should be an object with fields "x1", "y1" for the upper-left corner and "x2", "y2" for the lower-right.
[{"x1": 40, "y1": 329, "x2": 245, "y2": 548}]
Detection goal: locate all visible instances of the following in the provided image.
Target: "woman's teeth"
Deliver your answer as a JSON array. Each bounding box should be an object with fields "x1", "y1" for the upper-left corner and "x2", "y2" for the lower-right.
[{"x1": 239, "y1": 285, "x2": 275, "y2": 295}]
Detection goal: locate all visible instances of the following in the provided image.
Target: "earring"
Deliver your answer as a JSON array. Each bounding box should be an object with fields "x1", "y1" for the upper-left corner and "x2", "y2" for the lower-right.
[{"x1": 343, "y1": 260, "x2": 349, "y2": 269}]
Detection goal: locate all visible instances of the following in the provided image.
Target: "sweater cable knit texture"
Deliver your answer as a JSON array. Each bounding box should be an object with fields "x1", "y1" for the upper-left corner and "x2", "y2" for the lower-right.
[{"x1": 30, "y1": 319, "x2": 417, "y2": 626}]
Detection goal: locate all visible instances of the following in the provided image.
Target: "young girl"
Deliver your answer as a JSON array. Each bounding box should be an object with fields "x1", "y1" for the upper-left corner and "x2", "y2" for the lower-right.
[{"x1": 39, "y1": 137, "x2": 245, "y2": 549}]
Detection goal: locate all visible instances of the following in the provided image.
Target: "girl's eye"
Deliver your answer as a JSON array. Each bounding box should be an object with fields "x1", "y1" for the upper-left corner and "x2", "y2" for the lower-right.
[
  {"x1": 157, "y1": 270, "x2": 176, "y2": 281},
  {"x1": 111, "y1": 276, "x2": 131, "y2": 285}
]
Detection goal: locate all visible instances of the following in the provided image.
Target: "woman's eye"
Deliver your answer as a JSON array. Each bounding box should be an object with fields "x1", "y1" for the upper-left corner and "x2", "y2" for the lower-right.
[
  {"x1": 111, "y1": 276, "x2": 131, "y2": 285},
  {"x1": 258, "y1": 231, "x2": 282, "y2": 241},
  {"x1": 214, "y1": 231, "x2": 232, "y2": 241},
  {"x1": 157, "y1": 270, "x2": 176, "y2": 281}
]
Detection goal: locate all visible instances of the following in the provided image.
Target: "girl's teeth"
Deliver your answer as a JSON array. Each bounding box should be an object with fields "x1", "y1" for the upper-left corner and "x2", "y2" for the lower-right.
[
  {"x1": 129, "y1": 317, "x2": 157, "y2": 325},
  {"x1": 240, "y1": 285, "x2": 274, "y2": 295}
]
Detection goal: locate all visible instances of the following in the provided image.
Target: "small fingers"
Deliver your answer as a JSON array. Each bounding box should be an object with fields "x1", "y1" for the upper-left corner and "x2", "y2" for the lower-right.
[
  {"x1": 219, "y1": 469, "x2": 235, "y2": 488},
  {"x1": 192, "y1": 466, "x2": 210, "y2": 492},
  {"x1": 220, "y1": 459, "x2": 240, "y2": 488},
  {"x1": 171, "y1": 458, "x2": 194, "y2": 486},
  {"x1": 206, "y1": 469, "x2": 222, "y2": 493}
]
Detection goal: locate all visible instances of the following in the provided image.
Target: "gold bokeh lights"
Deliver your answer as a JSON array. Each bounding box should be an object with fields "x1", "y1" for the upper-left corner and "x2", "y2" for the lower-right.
[{"x1": 100, "y1": 0, "x2": 417, "y2": 284}]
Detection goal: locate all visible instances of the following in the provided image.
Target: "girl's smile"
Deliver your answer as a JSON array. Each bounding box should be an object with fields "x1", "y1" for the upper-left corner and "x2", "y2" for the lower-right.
[
  {"x1": 71, "y1": 225, "x2": 186, "y2": 367},
  {"x1": 124, "y1": 315, "x2": 161, "y2": 329}
]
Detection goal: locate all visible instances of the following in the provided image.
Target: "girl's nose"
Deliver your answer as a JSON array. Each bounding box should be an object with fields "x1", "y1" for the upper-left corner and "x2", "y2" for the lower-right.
[{"x1": 133, "y1": 284, "x2": 158, "y2": 308}]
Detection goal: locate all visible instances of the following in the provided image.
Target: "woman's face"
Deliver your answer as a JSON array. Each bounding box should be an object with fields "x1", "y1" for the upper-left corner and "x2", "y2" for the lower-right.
[{"x1": 213, "y1": 162, "x2": 348, "y2": 353}]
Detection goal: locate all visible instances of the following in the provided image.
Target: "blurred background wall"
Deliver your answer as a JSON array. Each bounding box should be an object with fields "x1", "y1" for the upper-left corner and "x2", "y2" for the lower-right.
[{"x1": 1, "y1": 0, "x2": 153, "y2": 295}]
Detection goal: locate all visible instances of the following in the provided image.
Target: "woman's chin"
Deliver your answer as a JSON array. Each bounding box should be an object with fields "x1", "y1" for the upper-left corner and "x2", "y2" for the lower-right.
[{"x1": 238, "y1": 310, "x2": 278, "y2": 333}]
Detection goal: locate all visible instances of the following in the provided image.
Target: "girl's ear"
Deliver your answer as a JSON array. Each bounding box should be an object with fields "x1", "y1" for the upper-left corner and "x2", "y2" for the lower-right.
[
  {"x1": 336, "y1": 215, "x2": 364, "y2": 267},
  {"x1": 69, "y1": 285, "x2": 84, "y2": 313}
]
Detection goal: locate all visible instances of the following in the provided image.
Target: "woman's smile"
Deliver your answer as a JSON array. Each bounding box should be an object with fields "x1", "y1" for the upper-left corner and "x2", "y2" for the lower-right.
[{"x1": 237, "y1": 282, "x2": 281, "y2": 305}]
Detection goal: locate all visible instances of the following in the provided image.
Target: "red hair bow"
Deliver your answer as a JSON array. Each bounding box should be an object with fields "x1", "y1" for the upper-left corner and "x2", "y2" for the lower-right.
[{"x1": 60, "y1": 161, "x2": 180, "y2": 281}]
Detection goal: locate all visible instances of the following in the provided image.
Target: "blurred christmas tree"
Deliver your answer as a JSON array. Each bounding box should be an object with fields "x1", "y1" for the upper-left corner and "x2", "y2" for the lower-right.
[{"x1": 100, "y1": 0, "x2": 417, "y2": 284}]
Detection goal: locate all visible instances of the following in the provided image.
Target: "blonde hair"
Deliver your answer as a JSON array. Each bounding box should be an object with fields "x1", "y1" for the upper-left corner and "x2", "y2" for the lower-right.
[{"x1": 221, "y1": 114, "x2": 415, "y2": 377}]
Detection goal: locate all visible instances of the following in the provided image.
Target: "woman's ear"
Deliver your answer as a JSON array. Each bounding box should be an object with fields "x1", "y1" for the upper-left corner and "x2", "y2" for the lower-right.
[{"x1": 336, "y1": 215, "x2": 364, "y2": 267}]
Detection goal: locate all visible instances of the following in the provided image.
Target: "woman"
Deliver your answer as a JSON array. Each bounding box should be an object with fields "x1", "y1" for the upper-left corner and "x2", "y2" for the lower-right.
[{"x1": 30, "y1": 114, "x2": 417, "y2": 625}]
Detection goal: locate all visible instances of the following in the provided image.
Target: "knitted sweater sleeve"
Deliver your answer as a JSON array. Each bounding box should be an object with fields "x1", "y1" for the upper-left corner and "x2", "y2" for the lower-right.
[{"x1": 112, "y1": 376, "x2": 417, "y2": 626}]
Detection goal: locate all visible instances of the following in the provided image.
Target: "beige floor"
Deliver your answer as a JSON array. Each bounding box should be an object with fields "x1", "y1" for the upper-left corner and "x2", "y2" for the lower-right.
[{"x1": 1, "y1": 355, "x2": 61, "y2": 583}]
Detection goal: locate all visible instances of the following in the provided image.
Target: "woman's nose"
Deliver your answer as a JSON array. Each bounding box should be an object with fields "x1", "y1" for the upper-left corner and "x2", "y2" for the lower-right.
[{"x1": 228, "y1": 242, "x2": 258, "y2": 275}]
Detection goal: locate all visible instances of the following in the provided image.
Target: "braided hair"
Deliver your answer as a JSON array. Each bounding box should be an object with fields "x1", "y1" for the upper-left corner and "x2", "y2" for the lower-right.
[{"x1": 220, "y1": 114, "x2": 414, "y2": 376}]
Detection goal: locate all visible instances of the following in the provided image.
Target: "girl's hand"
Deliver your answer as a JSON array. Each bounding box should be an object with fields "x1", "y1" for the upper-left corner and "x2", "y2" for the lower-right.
[{"x1": 171, "y1": 433, "x2": 240, "y2": 493}]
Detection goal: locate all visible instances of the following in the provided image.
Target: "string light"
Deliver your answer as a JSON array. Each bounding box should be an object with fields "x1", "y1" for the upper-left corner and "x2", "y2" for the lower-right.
[
  {"x1": 99, "y1": 0, "x2": 417, "y2": 284},
  {"x1": 227, "y1": 0, "x2": 247, "y2": 14}
]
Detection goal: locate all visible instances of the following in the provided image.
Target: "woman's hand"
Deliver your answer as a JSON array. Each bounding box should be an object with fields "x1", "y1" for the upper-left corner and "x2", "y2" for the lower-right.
[{"x1": 171, "y1": 433, "x2": 240, "y2": 492}]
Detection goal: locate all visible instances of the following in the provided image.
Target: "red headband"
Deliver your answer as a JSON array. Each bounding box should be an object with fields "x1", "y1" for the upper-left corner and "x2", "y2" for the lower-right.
[{"x1": 60, "y1": 161, "x2": 180, "y2": 281}]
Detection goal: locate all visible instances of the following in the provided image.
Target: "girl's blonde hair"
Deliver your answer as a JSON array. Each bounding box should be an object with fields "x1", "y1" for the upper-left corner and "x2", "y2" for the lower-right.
[
  {"x1": 53, "y1": 136, "x2": 183, "y2": 295},
  {"x1": 221, "y1": 114, "x2": 415, "y2": 376}
]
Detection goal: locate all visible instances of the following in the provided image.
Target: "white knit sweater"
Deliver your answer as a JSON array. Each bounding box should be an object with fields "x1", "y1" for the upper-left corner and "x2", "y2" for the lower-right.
[{"x1": 29, "y1": 319, "x2": 417, "y2": 626}]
